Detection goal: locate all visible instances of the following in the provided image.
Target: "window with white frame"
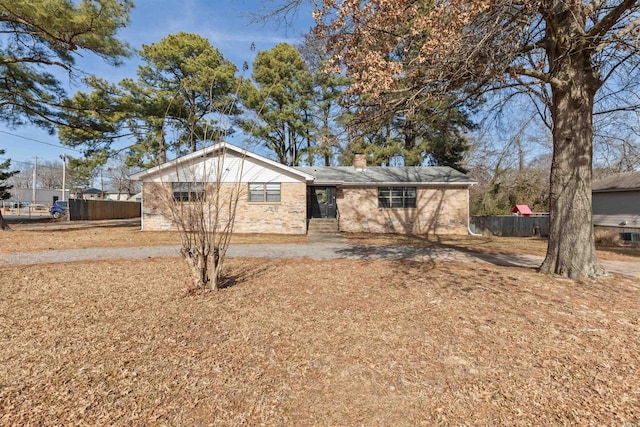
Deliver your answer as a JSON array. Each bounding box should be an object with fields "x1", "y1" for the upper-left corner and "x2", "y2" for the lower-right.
[
  {"x1": 378, "y1": 187, "x2": 417, "y2": 208},
  {"x1": 172, "y1": 182, "x2": 205, "y2": 202},
  {"x1": 248, "y1": 183, "x2": 281, "y2": 202}
]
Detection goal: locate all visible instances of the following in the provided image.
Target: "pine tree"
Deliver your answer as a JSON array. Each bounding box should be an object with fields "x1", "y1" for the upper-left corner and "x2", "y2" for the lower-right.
[{"x1": 0, "y1": 150, "x2": 19, "y2": 230}]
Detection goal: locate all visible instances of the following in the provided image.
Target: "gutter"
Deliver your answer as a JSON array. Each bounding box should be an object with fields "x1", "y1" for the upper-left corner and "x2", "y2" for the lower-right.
[
  {"x1": 592, "y1": 188, "x2": 639, "y2": 193},
  {"x1": 467, "y1": 182, "x2": 482, "y2": 236},
  {"x1": 343, "y1": 181, "x2": 475, "y2": 187},
  {"x1": 468, "y1": 224, "x2": 483, "y2": 237},
  {"x1": 311, "y1": 181, "x2": 475, "y2": 187}
]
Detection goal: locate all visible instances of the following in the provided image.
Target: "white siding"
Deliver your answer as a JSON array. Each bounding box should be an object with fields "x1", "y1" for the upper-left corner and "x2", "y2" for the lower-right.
[
  {"x1": 144, "y1": 151, "x2": 305, "y2": 184},
  {"x1": 593, "y1": 190, "x2": 640, "y2": 228}
]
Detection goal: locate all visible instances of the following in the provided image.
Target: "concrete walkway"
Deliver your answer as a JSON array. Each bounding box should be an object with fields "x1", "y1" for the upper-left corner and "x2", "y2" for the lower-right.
[{"x1": 2, "y1": 243, "x2": 639, "y2": 279}]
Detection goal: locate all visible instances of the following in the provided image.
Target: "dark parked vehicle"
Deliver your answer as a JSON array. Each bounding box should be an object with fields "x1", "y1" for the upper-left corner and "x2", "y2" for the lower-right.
[
  {"x1": 7, "y1": 201, "x2": 30, "y2": 208},
  {"x1": 49, "y1": 201, "x2": 68, "y2": 219}
]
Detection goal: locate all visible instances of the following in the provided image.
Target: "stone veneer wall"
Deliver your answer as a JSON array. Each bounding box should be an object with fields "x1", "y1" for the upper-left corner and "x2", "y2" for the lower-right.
[
  {"x1": 141, "y1": 181, "x2": 307, "y2": 234},
  {"x1": 337, "y1": 186, "x2": 470, "y2": 235}
]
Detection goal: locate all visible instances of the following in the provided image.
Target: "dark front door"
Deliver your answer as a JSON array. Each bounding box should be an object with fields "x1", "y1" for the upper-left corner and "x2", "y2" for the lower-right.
[{"x1": 309, "y1": 186, "x2": 337, "y2": 218}]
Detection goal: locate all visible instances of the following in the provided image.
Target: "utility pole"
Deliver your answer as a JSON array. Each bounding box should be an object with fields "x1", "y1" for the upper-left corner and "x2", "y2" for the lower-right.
[
  {"x1": 61, "y1": 155, "x2": 66, "y2": 201},
  {"x1": 32, "y1": 156, "x2": 37, "y2": 204}
]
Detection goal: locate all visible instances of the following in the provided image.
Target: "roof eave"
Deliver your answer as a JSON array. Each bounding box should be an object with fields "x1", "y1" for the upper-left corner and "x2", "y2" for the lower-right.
[
  {"x1": 339, "y1": 181, "x2": 476, "y2": 186},
  {"x1": 593, "y1": 188, "x2": 640, "y2": 193},
  {"x1": 309, "y1": 180, "x2": 345, "y2": 186}
]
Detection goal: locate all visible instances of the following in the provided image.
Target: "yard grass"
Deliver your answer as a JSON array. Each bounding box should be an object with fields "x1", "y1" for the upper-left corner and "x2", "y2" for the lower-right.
[
  {"x1": 1, "y1": 258, "x2": 638, "y2": 425},
  {"x1": 0, "y1": 221, "x2": 309, "y2": 254}
]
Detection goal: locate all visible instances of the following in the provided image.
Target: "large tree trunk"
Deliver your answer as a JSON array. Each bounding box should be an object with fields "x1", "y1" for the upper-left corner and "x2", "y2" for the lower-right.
[{"x1": 539, "y1": 9, "x2": 605, "y2": 279}]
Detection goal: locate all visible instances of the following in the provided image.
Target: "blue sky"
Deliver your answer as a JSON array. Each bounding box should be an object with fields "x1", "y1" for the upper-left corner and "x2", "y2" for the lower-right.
[{"x1": 1, "y1": 0, "x2": 314, "y2": 169}]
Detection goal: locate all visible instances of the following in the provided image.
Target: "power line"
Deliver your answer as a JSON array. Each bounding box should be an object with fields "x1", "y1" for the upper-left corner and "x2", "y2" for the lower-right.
[
  {"x1": 0, "y1": 157, "x2": 64, "y2": 171},
  {"x1": 0, "y1": 156, "x2": 131, "y2": 179},
  {"x1": 0, "y1": 130, "x2": 83, "y2": 153}
]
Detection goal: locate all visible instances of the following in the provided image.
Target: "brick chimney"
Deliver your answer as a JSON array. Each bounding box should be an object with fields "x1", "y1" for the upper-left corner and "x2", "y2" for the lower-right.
[{"x1": 353, "y1": 154, "x2": 367, "y2": 171}]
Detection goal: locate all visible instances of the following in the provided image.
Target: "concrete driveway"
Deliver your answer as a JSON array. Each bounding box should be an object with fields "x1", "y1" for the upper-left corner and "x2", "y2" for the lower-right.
[{"x1": 1, "y1": 242, "x2": 638, "y2": 279}]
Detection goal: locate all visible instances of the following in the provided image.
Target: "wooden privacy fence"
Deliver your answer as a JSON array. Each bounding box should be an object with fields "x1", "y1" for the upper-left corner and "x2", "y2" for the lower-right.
[
  {"x1": 69, "y1": 199, "x2": 141, "y2": 221},
  {"x1": 471, "y1": 216, "x2": 549, "y2": 237}
]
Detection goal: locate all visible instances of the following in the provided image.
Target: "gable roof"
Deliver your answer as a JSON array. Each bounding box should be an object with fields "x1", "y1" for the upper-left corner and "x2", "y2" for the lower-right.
[
  {"x1": 593, "y1": 171, "x2": 640, "y2": 192},
  {"x1": 78, "y1": 187, "x2": 102, "y2": 194},
  {"x1": 128, "y1": 142, "x2": 475, "y2": 186},
  {"x1": 512, "y1": 204, "x2": 532, "y2": 215},
  {"x1": 295, "y1": 166, "x2": 475, "y2": 186},
  {"x1": 129, "y1": 142, "x2": 315, "y2": 182}
]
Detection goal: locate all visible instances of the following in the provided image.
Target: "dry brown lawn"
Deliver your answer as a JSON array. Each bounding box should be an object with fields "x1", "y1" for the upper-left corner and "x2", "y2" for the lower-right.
[
  {"x1": 1, "y1": 257, "x2": 639, "y2": 425},
  {"x1": 0, "y1": 221, "x2": 308, "y2": 254}
]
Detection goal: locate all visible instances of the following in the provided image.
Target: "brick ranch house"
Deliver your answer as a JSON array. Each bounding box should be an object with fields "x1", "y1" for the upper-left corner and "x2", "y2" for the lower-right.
[{"x1": 130, "y1": 142, "x2": 476, "y2": 235}]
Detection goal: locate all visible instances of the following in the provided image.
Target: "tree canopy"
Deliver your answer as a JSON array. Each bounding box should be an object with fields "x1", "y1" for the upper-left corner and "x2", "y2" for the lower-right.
[
  {"x1": 297, "y1": 32, "x2": 350, "y2": 166},
  {"x1": 342, "y1": 100, "x2": 474, "y2": 170},
  {"x1": 239, "y1": 43, "x2": 315, "y2": 166},
  {"x1": 59, "y1": 32, "x2": 240, "y2": 168},
  {"x1": 0, "y1": 0, "x2": 132, "y2": 129},
  {"x1": 136, "y1": 32, "x2": 239, "y2": 154},
  {"x1": 0, "y1": 149, "x2": 18, "y2": 200}
]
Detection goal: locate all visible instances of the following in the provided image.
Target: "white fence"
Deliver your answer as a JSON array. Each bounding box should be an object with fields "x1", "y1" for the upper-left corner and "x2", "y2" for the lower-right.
[{"x1": 1, "y1": 200, "x2": 52, "y2": 217}]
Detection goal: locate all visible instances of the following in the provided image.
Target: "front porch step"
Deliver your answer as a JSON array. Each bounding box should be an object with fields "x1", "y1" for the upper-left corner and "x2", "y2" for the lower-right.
[{"x1": 307, "y1": 218, "x2": 340, "y2": 234}]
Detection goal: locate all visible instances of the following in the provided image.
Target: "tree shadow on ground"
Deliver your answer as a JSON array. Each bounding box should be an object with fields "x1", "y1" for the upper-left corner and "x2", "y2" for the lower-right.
[
  {"x1": 597, "y1": 245, "x2": 640, "y2": 259},
  {"x1": 220, "y1": 261, "x2": 271, "y2": 290},
  {"x1": 332, "y1": 243, "x2": 438, "y2": 261},
  {"x1": 180, "y1": 260, "x2": 271, "y2": 295},
  {"x1": 335, "y1": 236, "x2": 542, "y2": 272},
  {"x1": 386, "y1": 259, "x2": 438, "y2": 289},
  {"x1": 428, "y1": 234, "x2": 544, "y2": 271}
]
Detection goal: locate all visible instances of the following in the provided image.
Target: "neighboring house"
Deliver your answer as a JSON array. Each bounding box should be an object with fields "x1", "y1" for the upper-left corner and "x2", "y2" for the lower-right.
[
  {"x1": 130, "y1": 142, "x2": 476, "y2": 235},
  {"x1": 104, "y1": 193, "x2": 132, "y2": 201},
  {"x1": 5, "y1": 188, "x2": 70, "y2": 205},
  {"x1": 72, "y1": 188, "x2": 104, "y2": 200},
  {"x1": 592, "y1": 171, "x2": 640, "y2": 229},
  {"x1": 128, "y1": 192, "x2": 142, "y2": 202}
]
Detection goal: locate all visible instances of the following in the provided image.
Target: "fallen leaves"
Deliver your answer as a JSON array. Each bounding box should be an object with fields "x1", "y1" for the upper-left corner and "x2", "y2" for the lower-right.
[{"x1": 0, "y1": 257, "x2": 639, "y2": 425}]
